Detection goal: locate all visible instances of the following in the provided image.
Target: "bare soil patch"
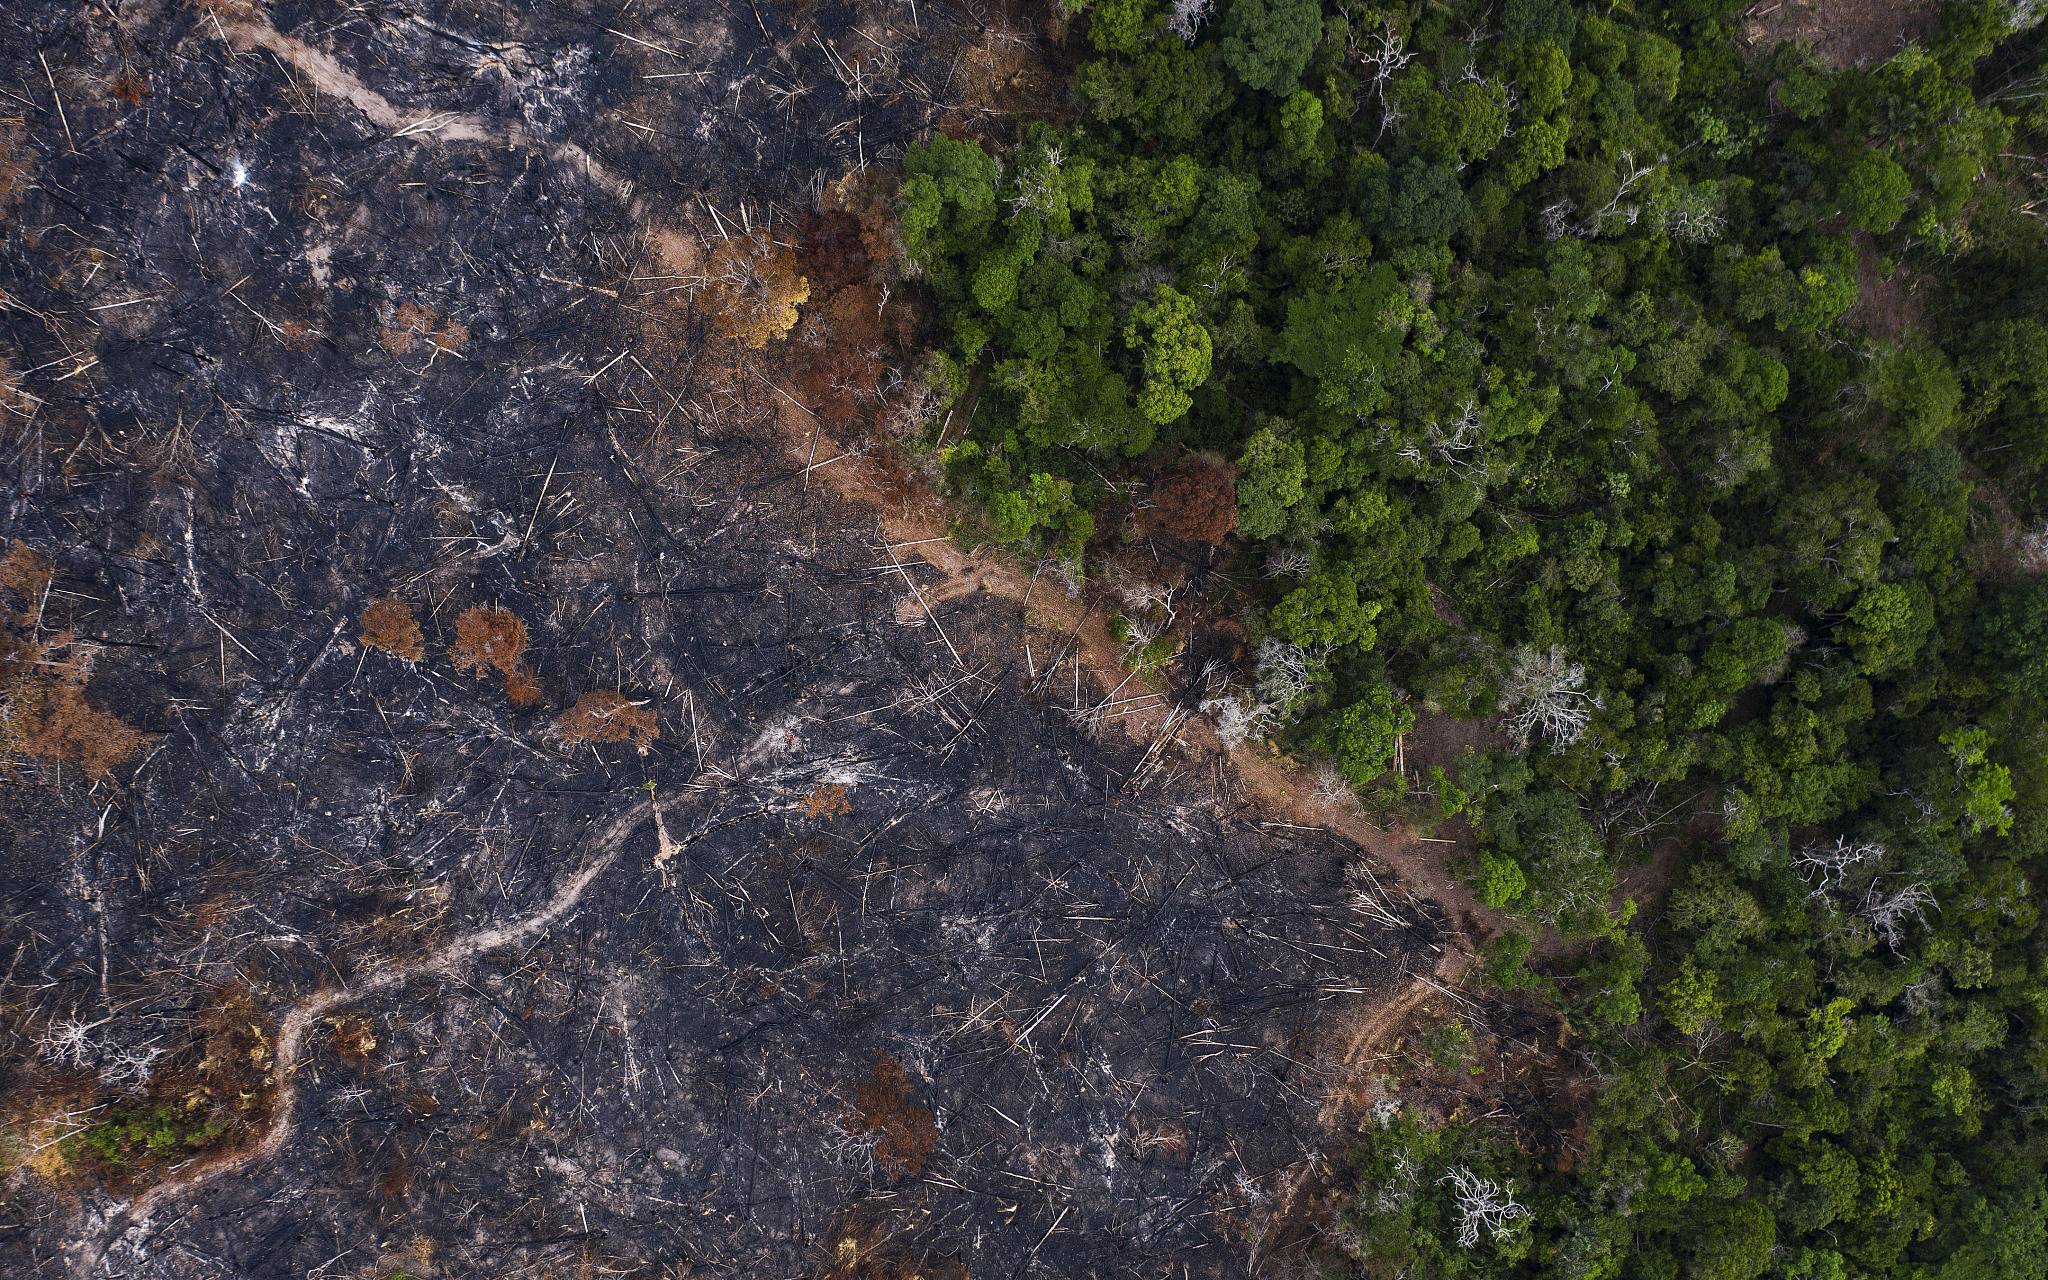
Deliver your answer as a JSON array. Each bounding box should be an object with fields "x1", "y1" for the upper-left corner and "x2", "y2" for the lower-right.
[{"x1": 1740, "y1": 0, "x2": 1942, "y2": 68}]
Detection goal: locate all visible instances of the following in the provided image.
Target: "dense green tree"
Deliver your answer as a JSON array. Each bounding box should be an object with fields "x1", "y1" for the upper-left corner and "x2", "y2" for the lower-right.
[
  {"x1": 1840, "y1": 147, "x2": 1913, "y2": 233},
  {"x1": 1218, "y1": 0, "x2": 1324, "y2": 96}
]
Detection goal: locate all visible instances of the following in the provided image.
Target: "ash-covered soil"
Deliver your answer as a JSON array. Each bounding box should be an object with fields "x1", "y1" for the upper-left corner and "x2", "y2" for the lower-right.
[{"x1": 0, "y1": 3, "x2": 1442, "y2": 1277}]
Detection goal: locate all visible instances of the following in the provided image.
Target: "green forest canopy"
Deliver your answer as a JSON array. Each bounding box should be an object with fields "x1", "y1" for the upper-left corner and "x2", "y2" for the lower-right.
[{"x1": 898, "y1": 0, "x2": 2048, "y2": 1276}]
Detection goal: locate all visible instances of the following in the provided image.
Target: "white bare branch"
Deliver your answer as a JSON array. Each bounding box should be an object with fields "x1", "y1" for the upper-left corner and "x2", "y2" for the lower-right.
[
  {"x1": 1166, "y1": 0, "x2": 1214, "y2": 43},
  {"x1": 1794, "y1": 836, "x2": 1884, "y2": 901},
  {"x1": 1860, "y1": 879, "x2": 1938, "y2": 951},
  {"x1": 1500, "y1": 645, "x2": 1598, "y2": 748},
  {"x1": 1441, "y1": 1165, "x2": 1532, "y2": 1248}
]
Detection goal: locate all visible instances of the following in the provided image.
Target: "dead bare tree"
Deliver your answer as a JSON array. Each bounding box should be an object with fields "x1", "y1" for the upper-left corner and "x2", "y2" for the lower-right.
[
  {"x1": 1263, "y1": 544, "x2": 1313, "y2": 579},
  {"x1": 1500, "y1": 645, "x2": 1597, "y2": 748},
  {"x1": 1666, "y1": 182, "x2": 1727, "y2": 243},
  {"x1": 1348, "y1": 18, "x2": 1416, "y2": 141},
  {"x1": 1165, "y1": 0, "x2": 1214, "y2": 44},
  {"x1": 1441, "y1": 1165, "x2": 1532, "y2": 1247},
  {"x1": 1584, "y1": 151, "x2": 1664, "y2": 235},
  {"x1": 1793, "y1": 836, "x2": 1883, "y2": 900},
  {"x1": 1860, "y1": 879, "x2": 1937, "y2": 951},
  {"x1": 1424, "y1": 397, "x2": 1490, "y2": 482},
  {"x1": 1254, "y1": 636, "x2": 1315, "y2": 718}
]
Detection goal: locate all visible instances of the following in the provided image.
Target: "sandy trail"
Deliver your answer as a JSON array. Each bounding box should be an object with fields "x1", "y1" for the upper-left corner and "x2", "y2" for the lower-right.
[
  {"x1": 233, "y1": 0, "x2": 1482, "y2": 1073},
  {"x1": 75, "y1": 792, "x2": 668, "y2": 1274}
]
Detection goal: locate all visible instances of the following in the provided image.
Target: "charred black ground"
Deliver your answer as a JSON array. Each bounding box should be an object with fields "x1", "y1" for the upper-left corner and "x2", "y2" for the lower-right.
[{"x1": 0, "y1": 3, "x2": 1439, "y2": 1277}]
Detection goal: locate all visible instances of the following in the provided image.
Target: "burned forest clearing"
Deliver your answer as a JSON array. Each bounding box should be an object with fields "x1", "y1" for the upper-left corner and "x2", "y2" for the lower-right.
[{"x1": 0, "y1": 4, "x2": 1474, "y2": 1277}]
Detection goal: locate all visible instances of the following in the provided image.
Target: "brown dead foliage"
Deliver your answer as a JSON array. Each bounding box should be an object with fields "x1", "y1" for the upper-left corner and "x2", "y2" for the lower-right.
[
  {"x1": 378, "y1": 299, "x2": 469, "y2": 357},
  {"x1": 818, "y1": 1216, "x2": 969, "y2": 1280},
  {"x1": 804, "y1": 210, "x2": 874, "y2": 295},
  {"x1": 846, "y1": 1053, "x2": 937, "y2": 1180},
  {"x1": 1145, "y1": 454, "x2": 1239, "y2": 545},
  {"x1": 107, "y1": 67, "x2": 150, "y2": 105},
  {"x1": 0, "y1": 122, "x2": 33, "y2": 217},
  {"x1": 788, "y1": 188, "x2": 919, "y2": 435},
  {"x1": 708, "y1": 232, "x2": 810, "y2": 348},
  {"x1": 449, "y1": 605, "x2": 527, "y2": 676},
  {"x1": 1, "y1": 538, "x2": 52, "y2": 605},
  {"x1": 449, "y1": 605, "x2": 538, "y2": 706},
  {"x1": 1, "y1": 541, "x2": 144, "y2": 781},
  {"x1": 794, "y1": 284, "x2": 888, "y2": 431},
  {"x1": 327, "y1": 1015, "x2": 378, "y2": 1064},
  {"x1": 358, "y1": 596, "x2": 424, "y2": 662},
  {"x1": 277, "y1": 318, "x2": 320, "y2": 353},
  {"x1": 800, "y1": 782, "x2": 851, "y2": 819},
  {"x1": 554, "y1": 690, "x2": 659, "y2": 752},
  {"x1": 0, "y1": 356, "x2": 32, "y2": 416},
  {"x1": 826, "y1": 169, "x2": 902, "y2": 269},
  {"x1": 502, "y1": 666, "x2": 542, "y2": 708},
  {"x1": 7, "y1": 679, "x2": 145, "y2": 783}
]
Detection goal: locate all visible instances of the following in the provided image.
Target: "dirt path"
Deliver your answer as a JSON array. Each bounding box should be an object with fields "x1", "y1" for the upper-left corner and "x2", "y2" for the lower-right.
[
  {"x1": 73, "y1": 792, "x2": 670, "y2": 1276},
  {"x1": 94, "y1": 13, "x2": 1489, "y2": 1251}
]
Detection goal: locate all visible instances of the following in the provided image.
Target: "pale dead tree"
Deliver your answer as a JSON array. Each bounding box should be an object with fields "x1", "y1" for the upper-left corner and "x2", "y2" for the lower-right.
[
  {"x1": 1263, "y1": 544, "x2": 1313, "y2": 579},
  {"x1": 822, "y1": 1114, "x2": 882, "y2": 1178},
  {"x1": 1039, "y1": 553, "x2": 1085, "y2": 596},
  {"x1": 1107, "y1": 566, "x2": 1179, "y2": 624},
  {"x1": 1592, "y1": 349, "x2": 1631, "y2": 397},
  {"x1": 1441, "y1": 1166, "x2": 1532, "y2": 1248},
  {"x1": 1255, "y1": 636, "x2": 1316, "y2": 717},
  {"x1": 1901, "y1": 972, "x2": 1946, "y2": 1015},
  {"x1": 1166, "y1": 0, "x2": 1213, "y2": 43},
  {"x1": 328, "y1": 1084, "x2": 375, "y2": 1112},
  {"x1": 1540, "y1": 198, "x2": 1579, "y2": 240},
  {"x1": 1454, "y1": 61, "x2": 1516, "y2": 148},
  {"x1": 1525, "y1": 827, "x2": 1611, "y2": 929},
  {"x1": 1348, "y1": 19, "x2": 1416, "y2": 139},
  {"x1": 1501, "y1": 645, "x2": 1598, "y2": 748},
  {"x1": 1008, "y1": 145, "x2": 1067, "y2": 219},
  {"x1": 1199, "y1": 658, "x2": 1277, "y2": 748},
  {"x1": 1541, "y1": 153, "x2": 1667, "y2": 240},
  {"x1": 33, "y1": 1014, "x2": 161, "y2": 1090},
  {"x1": 1666, "y1": 183, "x2": 1727, "y2": 244},
  {"x1": 1584, "y1": 151, "x2": 1665, "y2": 236},
  {"x1": 1200, "y1": 251, "x2": 1243, "y2": 296},
  {"x1": 1118, "y1": 612, "x2": 1166, "y2": 666},
  {"x1": 1426, "y1": 398, "x2": 1490, "y2": 481},
  {"x1": 1202, "y1": 687, "x2": 1272, "y2": 748},
  {"x1": 1594, "y1": 780, "x2": 1662, "y2": 842},
  {"x1": 880, "y1": 367, "x2": 946, "y2": 443},
  {"x1": 1372, "y1": 1148, "x2": 1420, "y2": 1214},
  {"x1": 1860, "y1": 879, "x2": 1938, "y2": 951},
  {"x1": 1794, "y1": 836, "x2": 1884, "y2": 900},
  {"x1": 1310, "y1": 761, "x2": 1352, "y2": 806},
  {"x1": 2013, "y1": 522, "x2": 2048, "y2": 572},
  {"x1": 34, "y1": 1016, "x2": 102, "y2": 1070},
  {"x1": 100, "y1": 1043, "x2": 165, "y2": 1090}
]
